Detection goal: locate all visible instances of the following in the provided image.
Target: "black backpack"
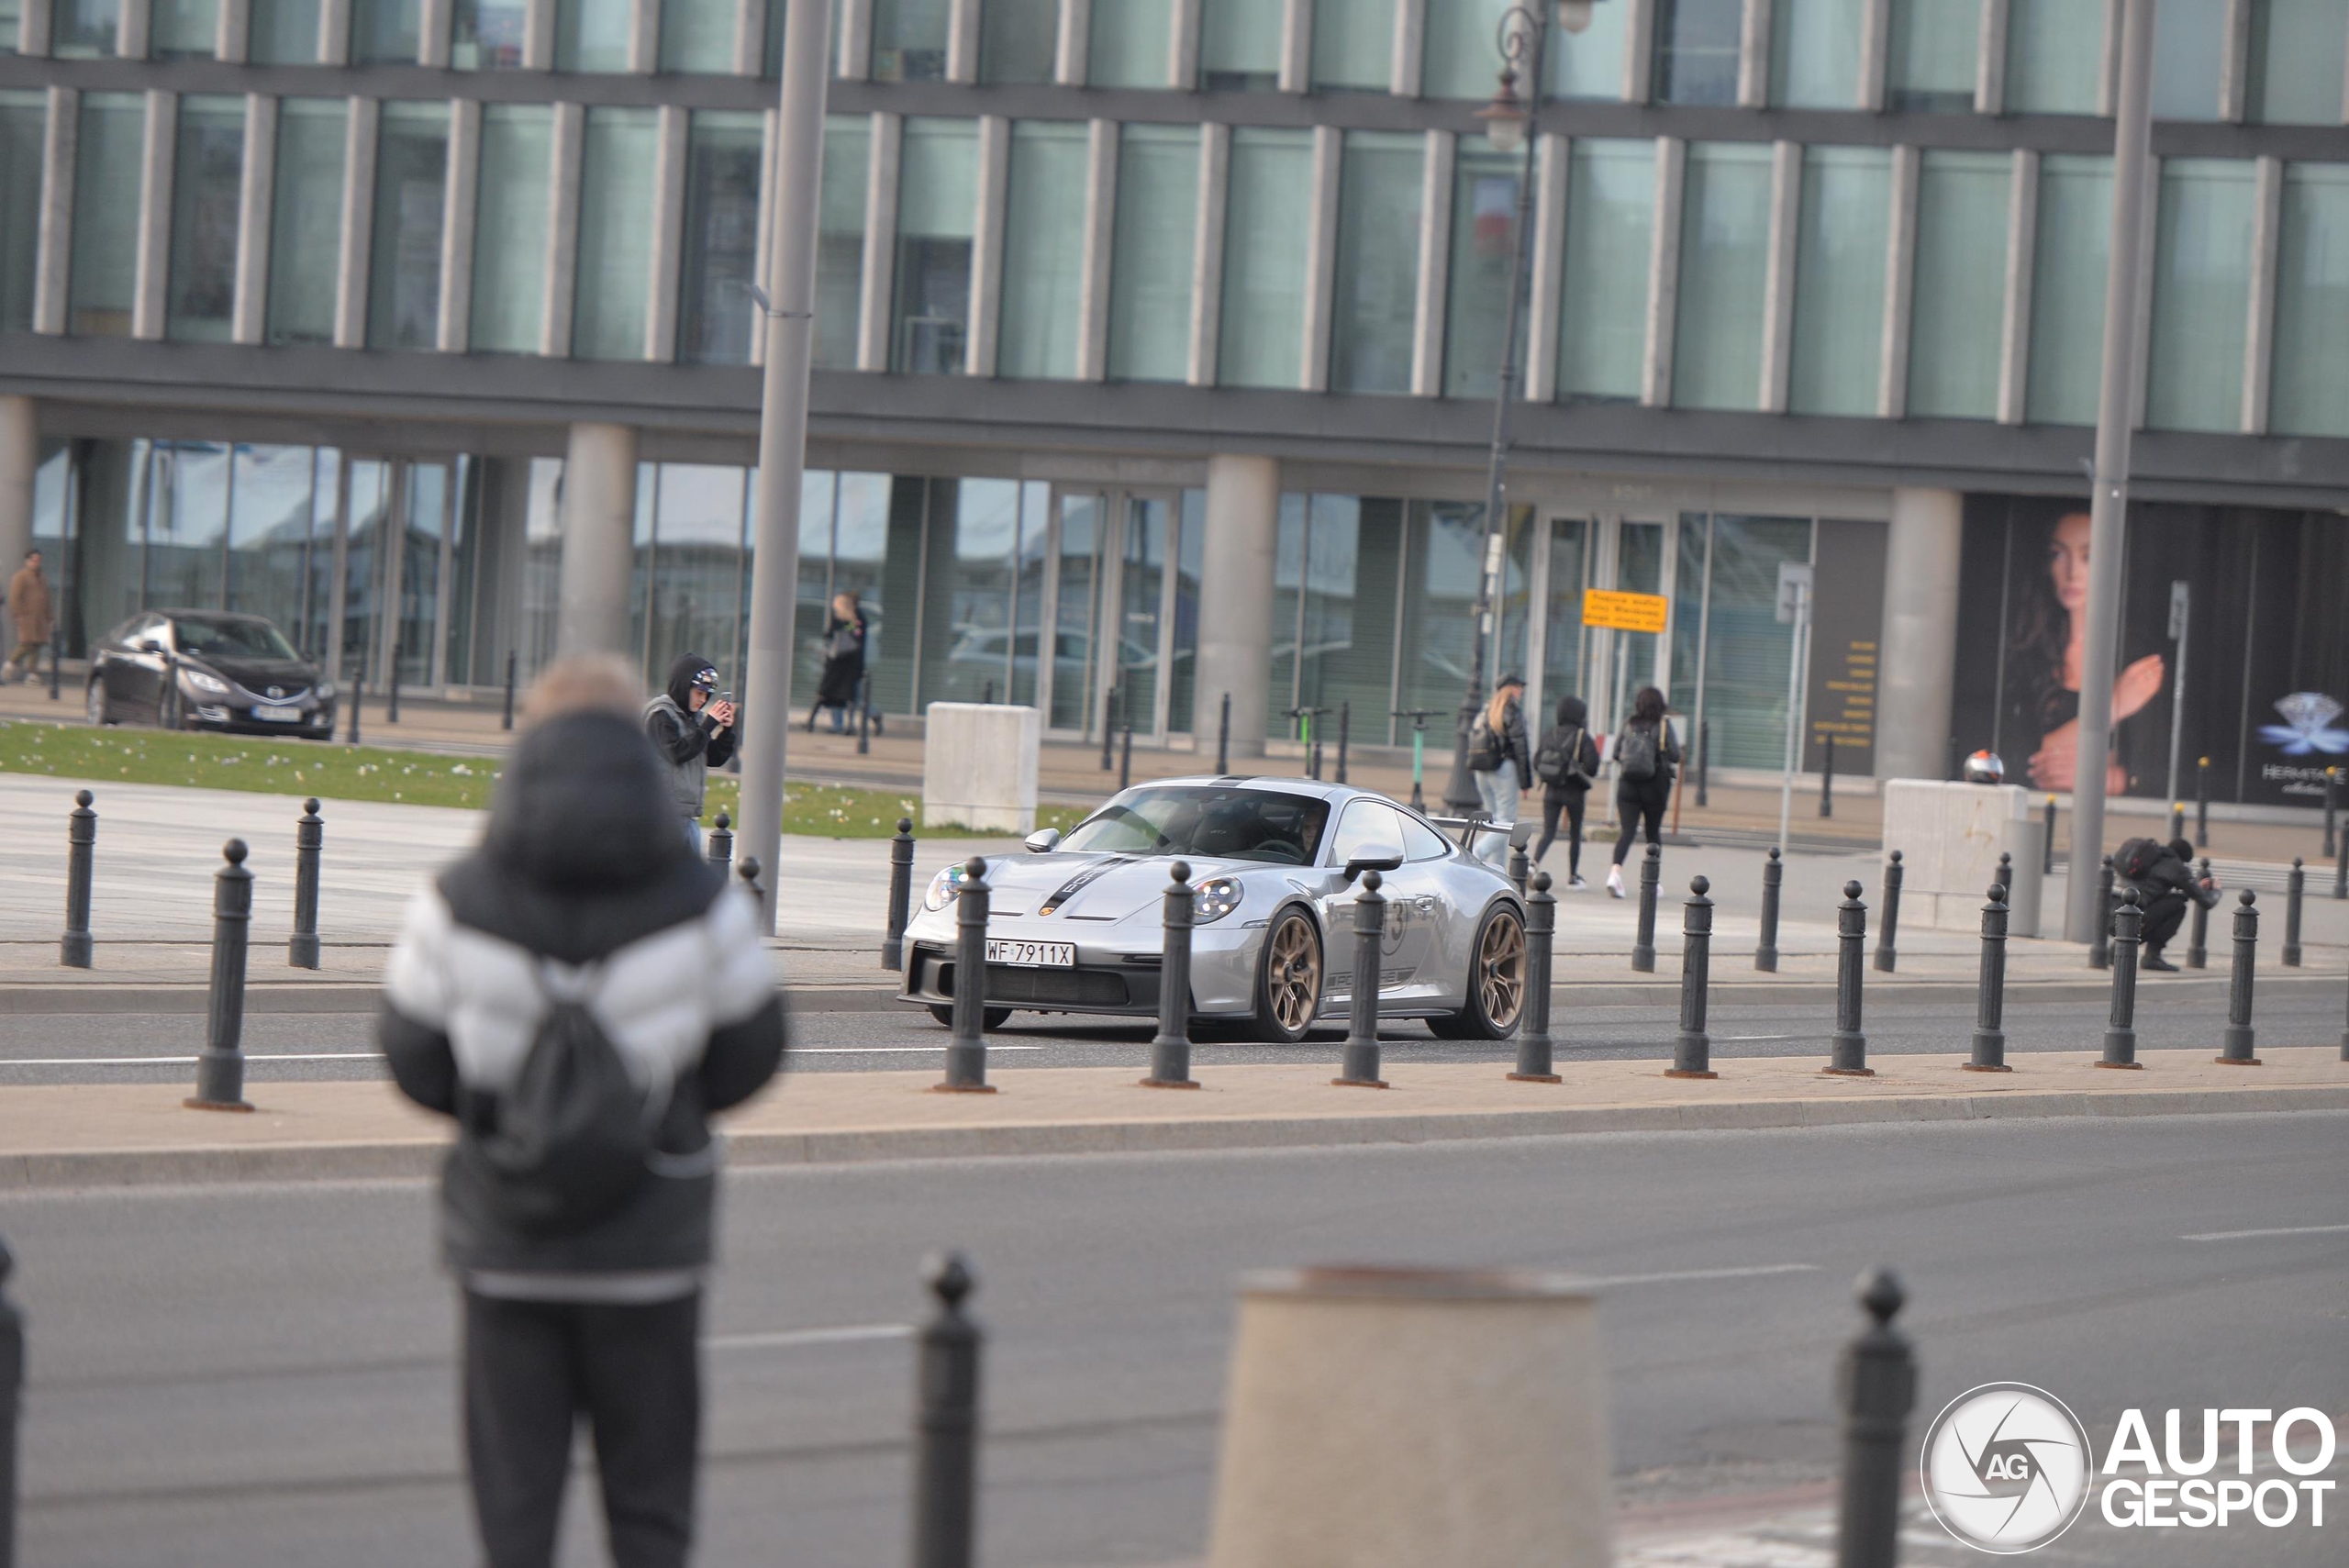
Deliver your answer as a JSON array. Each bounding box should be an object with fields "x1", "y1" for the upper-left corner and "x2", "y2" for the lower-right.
[
  {"x1": 1535, "y1": 725, "x2": 1590, "y2": 786},
  {"x1": 2116, "y1": 836, "x2": 2164, "y2": 883},
  {"x1": 458, "y1": 966, "x2": 658, "y2": 1236},
  {"x1": 1616, "y1": 724, "x2": 1659, "y2": 782}
]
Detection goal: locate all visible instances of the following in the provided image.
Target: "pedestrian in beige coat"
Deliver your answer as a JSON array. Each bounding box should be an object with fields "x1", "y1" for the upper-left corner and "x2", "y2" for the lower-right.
[{"x1": 4, "y1": 549, "x2": 51, "y2": 684}]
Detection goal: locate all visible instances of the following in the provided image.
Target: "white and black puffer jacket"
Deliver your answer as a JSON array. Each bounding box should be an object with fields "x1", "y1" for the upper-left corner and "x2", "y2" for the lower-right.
[{"x1": 380, "y1": 708, "x2": 787, "y2": 1279}]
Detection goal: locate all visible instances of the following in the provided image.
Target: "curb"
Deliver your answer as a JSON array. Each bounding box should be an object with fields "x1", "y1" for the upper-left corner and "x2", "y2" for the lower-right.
[
  {"x1": 9, "y1": 1084, "x2": 2347, "y2": 1191},
  {"x1": 0, "y1": 981, "x2": 912, "y2": 1016}
]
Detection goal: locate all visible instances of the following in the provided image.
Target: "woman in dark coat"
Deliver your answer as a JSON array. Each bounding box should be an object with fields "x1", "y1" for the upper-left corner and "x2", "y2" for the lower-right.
[{"x1": 809, "y1": 591, "x2": 869, "y2": 733}]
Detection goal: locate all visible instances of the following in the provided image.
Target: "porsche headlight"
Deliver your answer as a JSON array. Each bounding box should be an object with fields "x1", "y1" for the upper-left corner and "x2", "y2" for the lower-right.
[
  {"x1": 1192, "y1": 877, "x2": 1242, "y2": 925},
  {"x1": 924, "y1": 863, "x2": 970, "y2": 912},
  {"x1": 180, "y1": 667, "x2": 230, "y2": 696}
]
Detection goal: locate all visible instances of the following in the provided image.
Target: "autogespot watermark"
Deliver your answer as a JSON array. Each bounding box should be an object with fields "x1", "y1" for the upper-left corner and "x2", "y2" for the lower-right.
[{"x1": 1920, "y1": 1385, "x2": 2339, "y2": 1554}]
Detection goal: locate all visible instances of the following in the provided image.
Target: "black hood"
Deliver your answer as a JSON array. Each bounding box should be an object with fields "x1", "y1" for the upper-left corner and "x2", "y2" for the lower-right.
[
  {"x1": 664, "y1": 652, "x2": 718, "y2": 714},
  {"x1": 483, "y1": 710, "x2": 693, "y2": 891},
  {"x1": 1554, "y1": 695, "x2": 1588, "y2": 728},
  {"x1": 193, "y1": 652, "x2": 319, "y2": 694}
]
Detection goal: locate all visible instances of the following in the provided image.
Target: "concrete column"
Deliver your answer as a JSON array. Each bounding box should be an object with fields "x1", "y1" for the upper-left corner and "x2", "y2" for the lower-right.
[
  {"x1": 1169, "y1": 0, "x2": 1199, "y2": 88},
  {"x1": 857, "y1": 112, "x2": 901, "y2": 373},
  {"x1": 523, "y1": 0, "x2": 555, "y2": 68},
  {"x1": 946, "y1": 0, "x2": 978, "y2": 82},
  {"x1": 2241, "y1": 154, "x2": 2282, "y2": 435},
  {"x1": 1757, "y1": 139, "x2": 1798, "y2": 413},
  {"x1": 1300, "y1": 125, "x2": 1340, "y2": 393},
  {"x1": 1522, "y1": 132, "x2": 1566, "y2": 403},
  {"x1": 1408, "y1": 128, "x2": 1452, "y2": 399},
  {"x1": 133, "y1": 90, "x2": 175, "y2": 341},
  {"x1": 438, "y1": 97, "x2": 480, "y2": 352},
  {"x1": 1074, "y1": 117, "x2": 1116, "y2": 382},
  {"x1": 232, "y1": 94, "x2": 273, "y2": 344},
  {"x1": 0, "y1": 400, "x2": 37, "y2": 600},
  {"x1": 334, "y1": 98, "x2": 379, "y2": 350},
  {"x1": 1995, "y1": 148, "x2": 2038, "y2": 426},
  {"x1": 1390, "y1": 0, "x2": 1422, "y2": 96},
  {"x1": 34, "y1": 88, "x2": 78, "y2": 337},
  {"x1": 1195, "y1": 454, "x2": 1280, "y2": 761},
  {"x1": 1186, "y1": 121, "x2": 1229, "y2": 387},
  {"x1": 1737, "y1": 0, "x2": 1771, "y2": 107},
  {"x1": 838, "y1": 0, "x2": 872, "y2": 77},
  {"x1": 554, "y1": 423, "x2": 639, "y2": 658},
  {"x1": 1877, "y1": 143, "x2": 1918, "y2": 418},
  {"x1": 540, "y1": 102, "x2": 583, "y2": 355},
  {"x1": 965, "y1": 115, "x2": 1010, "y2": 378},
  {"x1": 1857, "y1": 0, "x2": 1888, "y2": 110},
  {"x1": 1640, "y1": 136, "x2": 1685, "y2": 408},
  {"x1": 1876, "y1": 489, "x2": 1963, "y2": 783},
  {"x1": 1976, "y1": 0, "x2": 2007, "y2": 114},
  {"x1": 645, "y1": 104, "x2": 689, "y2": 361},
  {"x1": 1055, "y1": 0, "x2": 1087, "y2": 84},
  {"x1": 1278, "y1": 0, "x2": 1309, "y2": 93},
  {"x1": 628, "y1": 0, "x2": 659, "y2": 72}
]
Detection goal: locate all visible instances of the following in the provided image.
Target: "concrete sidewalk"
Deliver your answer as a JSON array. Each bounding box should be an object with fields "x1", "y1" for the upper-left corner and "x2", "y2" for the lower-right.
[{"x1": 5, "y1": 1046, "x2": 2343, "y2": 1189}]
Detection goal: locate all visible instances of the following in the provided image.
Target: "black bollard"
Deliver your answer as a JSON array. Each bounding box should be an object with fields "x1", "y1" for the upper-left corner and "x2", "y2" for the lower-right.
[
  {"x1": 2089, "y1": 855, "x2": 2114, "y2": 970},
  {"x1": 707, "y1": 809, "x2": 733, "y2": 869},
  {"x1": 1833, "y1": 1269, "x2": 1917, "y2": 1568},
  {"x1": 1141, "y1": 862, "x2": 1199, "y2": 1089},
  {"x1": 2187, "y1": 857, "x2": 2211, "y2": 967},
  {"x1": 2326, "y1": 767, "x2": 2340, "y2": 860},
  {"x1": 1509, "y1": 872, "x2": 1560, "y2": 1083},
  {"x1": 909, "y1": 1251, "x2": 982, "y2": 1568},
  {"x1": 1667, "y1": 876, "x2": 1717, "y2": 1079},
  {"x1": 1819, "y1": 731, "x2": 1834, "y2": 818},
  {"x1": 346, "y1": 655, "x2": 363, "y2": 744},
  {"x1": 857, "y1": 673, "x2": 873, "y2": 755},
  {"x1": 1507, "y1": 837, "x2": 1530, "y2": 897},
  {"x1": 1215, "y1": 693, "x2": 1230, "y2": 775},
  {"x1": 1099, "y1": 686, "x2": 1117, "y2": 772},
  {"x1": 0, "y1": 1235, "x2": 17, "y2": 1565},
  {"x1": 1334, "y1": 700, "x2": 1350, "y2": 784},
  {"x1": 2282, "y1": 857, "x2": 2304, "y2": 967},
  {"x1": 2337, "y1": 828, "x2": 2347, "y2": 902},
  {"x1": 884, "y1": 817, "x2": 916, "y2": 972},
  {"x1": 981, "y1": 679, "x2": 995, "y2": 706},
  {"x1": 939, "y1": 857, "x2": 996, "y2": 1094},
  {"x1": 61, "y1": 790, "x2": 95, "y2": 968},
  {"x1": 2043, "y1": 794, "x2": 2057, "y2": 875},
  {"x1": 1119, "y1": 718, "x2": 1132, "y2": 792},
  {"x1": 47, "y1": 622, "x2": 61, "y2": 699},
  {"x1": 2194, "y1": 755, "x2": 2209, "y2": 847},
  {"x1": 2098, "y1": 887, "x2": 2143, "y2": 1069},
  {"x1": 1696, "y1": 716, "x2": 1709, "y2": 808},
  {"x1": 187, "y1": 840, "x2": 255, "y2": 1112},
  {"x1": 2215, "y1": 890, "x2": 2262, "y2": 1066},
  {"x1": 500, "y1": 649, "x2": 517, "y2": 731},
  {"x1": 2339, "y1": 948, "x2": 2347, "y2": 1061},
  {"x1": 1631, "y1": 841, "x2": 1661, "y2": 973},
  {"x1": 385, "y1": 639, "x2": 401, "y2": 723},
  {"x1": 1755, "y1": 847, "x2": 1782, "y2": 973},
  {"x1": 1872, "y1": 850, "x2": 1902, "y2": 973},
  {"x1": 2169, "y1": 801, "x2": 2185, "y2": 844},
  {"x1": 1334, "y1": 869, "x2": 1389, "y2": 1088},
  {"x1": 289, "y1": 798, "x2": 323, "y2": 969},
  {"x1": 737, "y1": 854, "x2": 763, "y2": 901},
  {"x1": 1966, "y1": 884, "x2": 2011, "y2": 1072},
  {"x1": 1825, "y1": 880, "x2": 1870, "y2": 1075}
]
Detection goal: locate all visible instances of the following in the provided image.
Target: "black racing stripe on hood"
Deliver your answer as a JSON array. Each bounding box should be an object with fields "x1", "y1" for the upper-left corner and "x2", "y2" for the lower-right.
[{"x1": 1039, "y1": 857, "x2": 1133, "y2": 915}]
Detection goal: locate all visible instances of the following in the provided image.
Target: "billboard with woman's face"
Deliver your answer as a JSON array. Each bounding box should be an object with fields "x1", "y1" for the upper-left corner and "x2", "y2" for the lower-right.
[{"x1": 1952, "y1": 496, "x2": 2349, "y2": 806}]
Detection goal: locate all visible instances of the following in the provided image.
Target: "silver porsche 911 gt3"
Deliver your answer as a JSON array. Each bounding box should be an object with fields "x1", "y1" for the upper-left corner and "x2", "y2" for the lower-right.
[{"x1": 896, "y1": 777, "x2": 1531, "y2": 1042}]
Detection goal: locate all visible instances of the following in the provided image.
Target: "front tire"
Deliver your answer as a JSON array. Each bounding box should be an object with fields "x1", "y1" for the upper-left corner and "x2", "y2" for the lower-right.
[
  {"x1": 85, "y1": 679, "x2": 111, "y2": 727},
  {"x1": 927, "y1": 1003, "x2": 1012, "y2": 1030},
  {"x1": 1430, "y1": 904, "x2": 1527, "y2": 1040},
  {"x1": 1250, "y1": 907, "x2": 1323, "y2": 1043}
]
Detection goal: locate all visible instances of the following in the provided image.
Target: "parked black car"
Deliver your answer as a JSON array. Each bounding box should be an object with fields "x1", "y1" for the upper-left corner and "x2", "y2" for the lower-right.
[{"x1": 86, "y1": 610, "x2": 338, "y2": 739}]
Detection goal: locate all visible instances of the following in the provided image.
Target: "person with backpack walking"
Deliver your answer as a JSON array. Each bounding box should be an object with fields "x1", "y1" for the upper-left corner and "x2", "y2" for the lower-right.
[
  {"x1": 807, "y1": 591, "x2": 869, "y2": 733},
  {"x1": 381, "y1": 654, "x2": 788, "y2": 1568},
  {"x1": 2115, "y1": 834, "x2": 2219, "y2": 972},
  {"x1": 1606, "y1": 686, "x2": 1681, "y2": 898},
  {"x1": 645, "y1": 653, "x2": 738, "y2": 849},
  {"x1": 1466, "y1": 673, "x2": 1532, "y2": 868},
  {"x1": 1531, "y1": 694, "x2": 1601, "y2": 887}
]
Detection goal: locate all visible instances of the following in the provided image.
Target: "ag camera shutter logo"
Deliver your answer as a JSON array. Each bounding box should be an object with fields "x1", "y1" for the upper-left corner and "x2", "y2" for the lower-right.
[{"x1": 1920, "y1": 1383, "x2": 2094, "y2": 1553}]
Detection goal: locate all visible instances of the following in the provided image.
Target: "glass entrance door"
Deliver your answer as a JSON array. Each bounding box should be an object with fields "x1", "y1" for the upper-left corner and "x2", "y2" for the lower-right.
[
  {"x1": 1039, "y1": 485, "x2": 1184, "y2": 742},
  {"x1": 1546, "y1": 513, "x2": 1677, "y2": 740}
]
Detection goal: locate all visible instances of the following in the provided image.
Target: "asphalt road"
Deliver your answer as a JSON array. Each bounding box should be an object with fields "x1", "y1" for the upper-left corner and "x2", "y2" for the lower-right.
[
  {"x1": 3, "y1": 981, "x2": 2344, "y2": 1084},
  {"x1": 9, "y1": 1112, "x2": 2344, "y2": 1567}
]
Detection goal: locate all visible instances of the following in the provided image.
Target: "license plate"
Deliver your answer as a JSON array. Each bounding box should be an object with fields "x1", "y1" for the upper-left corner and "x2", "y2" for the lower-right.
[
  {"x1": 253, "y1": 705, "x2": 301, "y2": 723},
  {"x1": 985, "y1": 940, "x2": 1074, "y2": 968}
]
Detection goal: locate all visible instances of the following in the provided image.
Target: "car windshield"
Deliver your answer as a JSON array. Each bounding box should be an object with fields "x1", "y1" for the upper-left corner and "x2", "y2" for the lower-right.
[
  {"x1": 1059, "y1": 786, "x2": 1332, "y2": 867},
  {"x1": 173, "y1": 616, "x2": 299, "y2": 662}
]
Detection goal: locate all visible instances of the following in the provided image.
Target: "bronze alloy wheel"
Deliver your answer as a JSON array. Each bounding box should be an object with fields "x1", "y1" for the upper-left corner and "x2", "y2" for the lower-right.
[
  {"x1": 1258, "y1": 911, "x2": 1323, "y2": 1040},
  {"x1": 1476, "y1": 908, "x2": 1527, "y2": 1030}
]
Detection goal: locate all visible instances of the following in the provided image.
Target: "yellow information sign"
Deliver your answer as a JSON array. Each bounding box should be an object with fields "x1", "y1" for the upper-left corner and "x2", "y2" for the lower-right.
[{"x1": 1581, "y1": 588, "x2": 1669, "y2": 634}]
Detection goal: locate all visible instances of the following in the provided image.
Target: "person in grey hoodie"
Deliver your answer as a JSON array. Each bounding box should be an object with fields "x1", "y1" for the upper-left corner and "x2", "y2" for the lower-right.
[{"x1": 644, "y1": 653, "x2": 738, "y2": 840}]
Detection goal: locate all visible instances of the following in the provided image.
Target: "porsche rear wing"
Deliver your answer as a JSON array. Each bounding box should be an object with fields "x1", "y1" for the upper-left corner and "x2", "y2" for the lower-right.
[{"x1": 1422, "y1": 815, "x2": 1538, "y2": 854}]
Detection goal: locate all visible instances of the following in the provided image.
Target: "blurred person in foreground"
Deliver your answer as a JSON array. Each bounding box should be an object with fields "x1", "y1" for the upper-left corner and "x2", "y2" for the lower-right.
[{"x1": 380, "y1": 652, "x2": 787, "y2": 1568}]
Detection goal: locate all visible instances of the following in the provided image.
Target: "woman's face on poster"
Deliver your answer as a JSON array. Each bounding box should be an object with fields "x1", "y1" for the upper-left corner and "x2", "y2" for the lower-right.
[{"x1": 2047, "y1": 512, "x2": 2091, "y2": 615}]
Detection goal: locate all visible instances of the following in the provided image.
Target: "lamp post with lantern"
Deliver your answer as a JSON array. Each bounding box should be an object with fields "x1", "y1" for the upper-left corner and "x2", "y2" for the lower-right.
[{"x1": 1439, "y1": 0, "x2": 1608, "y2": 814}]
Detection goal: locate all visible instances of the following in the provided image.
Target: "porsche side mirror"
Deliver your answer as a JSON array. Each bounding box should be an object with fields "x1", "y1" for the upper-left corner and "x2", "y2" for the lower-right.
[
  {"x1": 1343, "y1": 842, "x2": 1405, "y2": 884},
  {"x1": 1023, "y1": 828, "x2": 1063, "y2": 853}
]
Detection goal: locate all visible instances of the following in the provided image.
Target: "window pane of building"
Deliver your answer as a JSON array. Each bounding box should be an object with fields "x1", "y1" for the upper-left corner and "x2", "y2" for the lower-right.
[
  {"x1": 1771, "y1": 0, "x2": 1863, "y2": 107},
  {"x1": 917, "y1": 477, "x2": 1024, "y2": 706},
  {"x1": 350, "y1": 0, "x2": 419, "y2": 61},
  {"x1": 1198, "y1": 0, "x2": 1277, "y2": 90},
  {"x1": 167, "y1": 95, "x2": 243, "y2": 343},
  {"x1": 1905, "y1": 150, "x2": 2008, "y2": 419},
  {"x1": 1555, "y1": 138, "x2": 1653, "y2": 403},
  {"x1": 1294, "y1": 495, "x2": 1404, "y2": 739},
  {"x1": 471, "y1": 104, "x2": 551, "y2": 354},
  {"x1": 369, "y1": 102, "x2": 448, "y2": 350},
  {"x1": 452, "y1": 0, "x2": 528, "y2": 65},
  {"x1": 893, "y1": 117, "x2": 976, "y2": 374},
  {"x1": 52, "y1": 0, "x2": 120, "y2": 56},
  {"x1": 2270, "y1": 163, "x2": 2349, "y2": 438},
  {"x1": 1108, "y1": 123, "x2": 1197, "y2": 383},
  {"x1": 223, "y1": 444, "x2": 326, "y2": 634},
  {"x1": 248, "y1": 0, "x2": 318, "y2": 62},
  {"x1": 2246, "y1": 0, "x2": 2348, "y2": 125},
  {"x1": 1788, "y1": 147, "x2": 1888, "y2": 417},
  {"x1": 645, "y1": 464, "x2": 748, "y2": 678},
  {"x1": 676, "y1": 111, "x2": 761, "y2": 366},
  {"x1": 659, "y1": 0, "x2": 732, "y2": 72},
  {"x1": 2146, "y1": 159, "x2": 2253, "y2": 433},
  {"x1": 573, "y1": 106, "x2": 656, "y2": 361},
  {"x1": 1442, "y1": 141, "x2": 1523, "y2": 399},
  {"x1": 2024, "y1": 153, "x2": 2110, "y2": 426},
  {"x1": 1672, "y1": 141, "x2": 1771, "y2": 411},
  {"x1": 266, "y1": 98, "x2": 345, "y2": 346},
  {"x1": 1310, "y1": 0, "x2": 1391, "y2": 94},
  {"x1": 815, "y1": 115, "x2": 868, "y2": 371},
  {"x1": 1699, "y1": 515, "x2": 1812, "y2": 770},
  {"x1": 1541, "y1": 516, "x2": 1587, "y2": 712},
  {"x1": 0, "y1": 0, "x2": 17, "y2": 53},
  {"x1": 0, "y1": 93, "x2": 42, "y2": 333},
  {"x1": 151, "y1": 0, "x2": 217, "y2": 58},
  {"x1": 1422, "y1": 0, "x2": 1514, "y2": 101},
  {"x1": 140, "y1": 441, "x2": 232, "y2": 613},
  {"x1": 1546, "y1": 0, "x2": 1628, "y2": 98},
  {"x1": 1653, "y1": 0, "x2": 1742, "y2": 106},
  {"x1": 555, "y1": 0, "x2": 629, "y2": 70},
  {"x1": 70, "y1": 93, "x2": 144, "y2": 336},
  {"x1": 1394, "y1": 500, "x2": 1481, "y2": 725},
  {"x1": 1329, "y1": 131, "x2": 1422, "y2": 395},
  {"x1": 981, "y1": 0, "x2": 1056, "y2": 83},
  {"x1": 1089, "y1": 0, "x2": 1171, "y2": 88},
  {"x1": 997, "y1": 121, "x2": 1087, "y2": 380},
  {"x1": 2152, "y1": 0, "x2": 2226, "y2": 120},
  {"x1": 1886, "y1": 0, "x2": 1977, "y2": 112},
  {"x1": 1218, "y1": 128, "x2": 1311, "y2": 389},
  {"x1": 2004, "y1": 0, "x2": 2100, "y2": 115},
  {"x1": 872, "y1": 0, "x2": 948, "y2": 82}
]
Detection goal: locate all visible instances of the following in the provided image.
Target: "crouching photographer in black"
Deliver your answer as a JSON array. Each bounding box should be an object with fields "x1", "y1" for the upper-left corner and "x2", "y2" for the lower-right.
[{"x1": 2117, "y1": 836, "x2": 2220, "y2": 973}]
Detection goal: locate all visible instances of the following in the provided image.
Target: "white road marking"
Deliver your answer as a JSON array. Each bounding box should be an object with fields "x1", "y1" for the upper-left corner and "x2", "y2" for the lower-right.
[
  {"x1": 707, "y1": 1323, "x2": 912, "y2": 1351},
  {"x1": 1715, "y1": 1034, "x2": 1798, "y2": 1042},
  {"x1": 2179, "y1": 1221, "x2": 2349, "y2": 1242},
  {"x1": 1582, "y1": 1262, "x2": 1820, "y2": 1290},
  {"x1": 0, "y1": 1045, "x2": 1046, "y2": 1066}
]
